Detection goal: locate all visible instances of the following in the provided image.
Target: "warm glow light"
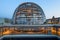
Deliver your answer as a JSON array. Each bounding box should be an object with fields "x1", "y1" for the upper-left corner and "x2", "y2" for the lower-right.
[
  {"x1": 51, "y1": 27, "x2": 56, "y2": 34},
  {"x1": 57, "y1": 28, "x2": 60, "y2": 36},
  {"x1": 0, "y1": 27, "x2": 60, "y2": 36},
  {"x1": 27, "y1": 32, "x2": 34, "y2": 34},
  {"x1": 3, "y1": 30, "x2": 12, "y2": 35},
  {"x1": 14, "y1": 31, "x2": 23, "y2": 34},
  {"x1": 57, "y1": 31, "x2": 60, "y2": 36},
  {"x1": 51, "y1": 30, "x2": 56, "y2": 33}
]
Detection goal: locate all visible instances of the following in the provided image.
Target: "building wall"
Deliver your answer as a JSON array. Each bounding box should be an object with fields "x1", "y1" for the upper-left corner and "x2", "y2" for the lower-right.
[
  {"x1": 0, "y1": 25, "x2": 60, "y2": 36},
  {"x1": 0, "y1": 18, "x2": 11, "y2": 25},
  {"x1": 45, "y1": 16, "x2": 60, "y2": 24},
  {"x1": 0, "y1": 18, "x2": 4, "y2": 25}
]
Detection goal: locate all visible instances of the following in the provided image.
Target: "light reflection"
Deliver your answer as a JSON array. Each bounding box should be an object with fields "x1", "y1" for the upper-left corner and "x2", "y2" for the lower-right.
[
  {"x1": 51, "y1": 27, "x2": 56, "y2": 35},
  {"x1": 57, "y1": 28, "x2": 60, "y2": 36},
  {"x1": 3, "y1": 30, "x2": 12, "y2": 35}
]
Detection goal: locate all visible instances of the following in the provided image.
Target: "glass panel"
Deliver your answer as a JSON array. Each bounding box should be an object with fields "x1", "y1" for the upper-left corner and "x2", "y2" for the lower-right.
[
  {"x1": 57, "y1": 28, "x2": 60, "y2": 36},
  {"x1": 51, "y1": 27, "x2": 56, "y2": 35}
]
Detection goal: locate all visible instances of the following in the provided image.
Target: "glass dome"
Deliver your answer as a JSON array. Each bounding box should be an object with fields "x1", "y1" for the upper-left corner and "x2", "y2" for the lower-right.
[{"x1": 12, "y1": 2, "x2": 46, "y2": 25}]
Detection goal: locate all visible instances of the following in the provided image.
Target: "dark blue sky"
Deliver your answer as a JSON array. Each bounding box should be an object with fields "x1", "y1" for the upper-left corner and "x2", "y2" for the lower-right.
[{"x1": 0, "y1": 0, "x2": 60, "y2": 19}]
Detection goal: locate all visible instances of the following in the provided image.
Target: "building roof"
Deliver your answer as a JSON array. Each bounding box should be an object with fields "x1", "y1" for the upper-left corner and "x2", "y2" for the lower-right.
[{"x1": 0, "y1": 24, "x2": 60, "y2": 27}]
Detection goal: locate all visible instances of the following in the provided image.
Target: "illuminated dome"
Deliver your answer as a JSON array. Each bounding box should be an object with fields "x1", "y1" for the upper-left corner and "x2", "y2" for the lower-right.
[{"x1": 12, "y1": 2, "x2": 46, "y2": 25}]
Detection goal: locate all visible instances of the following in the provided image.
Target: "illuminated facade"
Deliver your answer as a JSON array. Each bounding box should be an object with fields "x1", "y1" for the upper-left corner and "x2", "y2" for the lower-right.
[
  {"x1": 0, "y1": 24, "x2": 60, "y2": 36},
  {"x1": 0, "y1": 2, "x2": 60, "y2": 37},
  {"x1": 45, "y1": 16, "x2": 60, "y2": 24}
]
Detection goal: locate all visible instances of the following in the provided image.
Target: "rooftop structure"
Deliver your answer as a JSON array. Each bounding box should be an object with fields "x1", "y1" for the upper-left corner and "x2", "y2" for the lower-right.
[
  {"x1": 12, "y1": 2, "x2": 46, "y2": 25},
  {"x1": 0, "y1": 18, "x2": 11, "y2": 25},
  {"x1": 45, "y1": 16, "x2": 60, "y2": 24}
]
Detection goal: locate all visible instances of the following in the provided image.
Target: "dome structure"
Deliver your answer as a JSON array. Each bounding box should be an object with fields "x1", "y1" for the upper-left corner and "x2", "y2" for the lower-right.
[{"x1": 12, "y1": 2, "x2": 46, "y2": 25}]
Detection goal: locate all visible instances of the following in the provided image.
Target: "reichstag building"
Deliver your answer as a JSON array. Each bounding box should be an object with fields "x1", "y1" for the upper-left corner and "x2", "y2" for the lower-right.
[{"x1": 0, "y1": 2, "x2": 60, "y2": 37}]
